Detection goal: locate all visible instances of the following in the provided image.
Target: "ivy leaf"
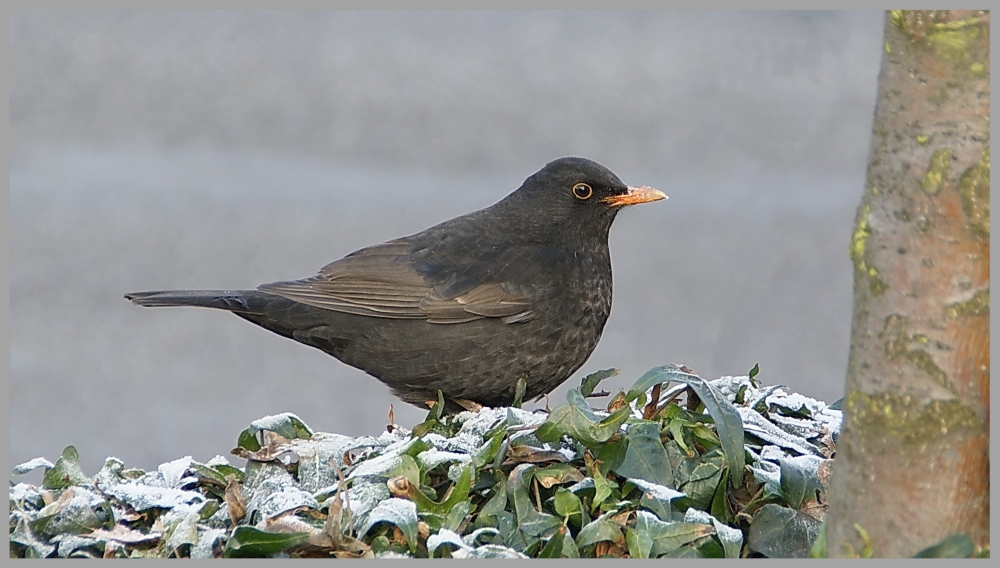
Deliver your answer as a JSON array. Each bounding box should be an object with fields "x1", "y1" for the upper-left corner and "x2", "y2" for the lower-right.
[
  {"x1": 589, "y1": 461, "x2": 614, "y2": 514},
  {"x1": 534, "y1": 463, "x2": 585, "y2": 488},
  {"x1": 236, "y1": 413, "x2": 313, "y2": 452},
  {"x1": 575, "y1": 512, "x2": 623, "y2": 549},
  {"x1": 536, "y1": 525, "x2": 567, "y2": 558},
  {"x1": 634, "y1": 511, "x2": 715, "y2": 557},
  {"x1": 223, "y1": 526, "x2": 309, "y2": 558},
  {"x1": 535, "y1": 400, "x2": 630, "y2": 448},
  {"x1": 512, "y1": 377, "x2": 527, "y2": 408},
  {"x1": 628, "y1": 365, "x2": 745, "y2": 486},
  {"x1": 42, "y1": 447, "x2": 90, "y2": 490},
  {"x1": 747, "y1": 504, "x2": 820, "y2": 558},
  {"x1": 12, "y1": 457, "x2": 54, "y2": 477},
  {"x1": 413, "y1": 465, "x2": 474, "y2": 531},
  {"x1": 580, "y1": 368, "x2": 620, "y2": 397},
  {"x1": 779, "y1": 455, "x2": 825, "y2": 509},
  {"x1": 358, "y1": 498, "x2": 420, "y2": 553},
  {"x1": 628, "y1": 478, "x2": 686, "y2": 522},
  {"x1": 506, "y1": 464, "x2": 561, "y2": 537},
  {"x1": 552, "y1": 487, "x2": 582, "y2": 521},
  {"x1": 614, "y1": 421, "x2": 673, "y2": 488},
  {"x1": 471, "y1": 431, "x2": 506, "y2": 470}
]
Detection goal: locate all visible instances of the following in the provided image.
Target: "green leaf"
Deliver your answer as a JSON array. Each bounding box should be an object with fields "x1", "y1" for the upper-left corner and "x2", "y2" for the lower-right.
[
  {"x1": 42, "y1": 447, "x2": 90, "y2": 490},
  {"x1": 914, "y1": 534, "x2": 975, "y2": 558},
  {"x1": 236, "y1": 413, "x2": 313, "y2": 451},
  {"x1": 614, "y1": 421, "x2": 673, "y2": 488},
  {"x1": 214, "y1": 463, "x2": 244, "y2": 481},
  {"x1": 629, "y1": 478, "x2": 685, "y2": 522},
  {"x1": 411, "y1": 418, "x2": 438, "y2": 438},
  {"x1": 512, "y1": 376, "x2": 527, "y2": 409},
  {"x1": 223, "y1": 526, "x2": 310, "y2": 558},
  {"x1": 808, "y1": 519, "x2": 827, "y2": 558},
  {"x1": 479, "y1": 475, "x2": 508, "y2": 517},
  {"x1": 734, "y1": 384, "x2": 748, "y2": 405},
  {"x1": 697, "y1": 538, "x2": 726, "y2": 558},
  {"x1": 626, "y1": 526, "x2": 653, "y2": 558},
  {"x1": 709, "y1": 467, "x2": 731, "y2": 523},
  {"x1": 387, "y1": 454, "x2": 421, "y2": 488},
  {"x1": 492, "y1": 510, "x2": 516, "y2": 546},
  {"x1": 631, "y1": 365, "x2": 745, "y2": 486},
  {"x1": 359, "y1": 498, "x2": 420, "y2": 553},
  {"x1": 854, "y1": 523, "x2": 874, "y2": 558},
  {"x1": 11, "y1": 517, "x2": 55, "y2": 558},
  {"x1": 444, "y1": 500, "x2": 471, "y2": 532},
  {"x1": 506, "y1": 464, "x2": 561, "y2": 537},
  {"x1": 400, "y1": 437, "x2": 433, "y2": 459},
  {"x1": 165, "y1": 512, "x2": 200, "y2": 552},
  {"x1": 590, "y1": 465, "x2": 613, "y2": 513},
  {"x1": 662, "y1": 544, "x2": 704, "y2": 557},
  {"x1": 626, "y1": 366, "x2": 673, "y2": 402},
  {"x1": 747, "y1": 504, "x2": 820, "y2": 558},
  {"x1": 413, "y1": 465, "x2": 473, "y2": 524},
  {"x1": 689, "y1": 422, "x2": 721, "y2": 450},
  {"x1": 779, "y1": 456, "x2": 825, "y2": 509},
  {"x1": 534, "y1": 463, "x2": 585, "y2": 488},
  {"x1": 687, "y1": 508, "x2": 743, "y2": 558},
  {"x1": 432, "y1": 390, "x2": 446, "y2": 420},
  {"x1": 594, "y1": 435, "x2": 628, "y2": 475},
  {"x1": 634, "y1": 511, "x2": 715, "y2": 557},
  {"x1": 188, "y1": 462, "x2": 227, "y2": 486},
  {"x1": 441, "y1": 465, "x2": 473, "y2": 509},
  {"x1": 575, "y1": 512, "x2": 623, "y2": 549},
  {"x1": 668, "y1": 418, "x2": 692, "y2": 454},
  {"x1": 535, "y1": 402, "x2": 630, "y2": 448},
  {"x1": 552, "y1": 487, "x2": 582, "y2": 521},
  {"x1": 560, "y1": 531, "x2": 581, "y2": 558},
  {"x1": 427, "y1": 529, "x2": 466, "y2": 558},
  {"x1": 12, "y1": 457, "x2": 54, "y2": 476},
  {"x1": 566, "y1": 387, "x2": 602, "y2": 419},
  {"x1": 471, "y1": 431, "x2": 506, "y2": 470},
  {"x1": 580, "y1": 368, "x2": 620, "y2": 397},
  {"x1": 712, "y1": 518, "x2": 744, "y2": 558},
  {"x1": 195, "y1": 500, "x2": 219, "y2": 523},
  {"x1": 536, "y1": 525, "x2": 567, "y2": 558},
  {"x1": 678, "y1": 461, "x2": 722, "y2": 510},
  {"x1": 492, "y1": 432, "x2": 511, "y2": 472}
]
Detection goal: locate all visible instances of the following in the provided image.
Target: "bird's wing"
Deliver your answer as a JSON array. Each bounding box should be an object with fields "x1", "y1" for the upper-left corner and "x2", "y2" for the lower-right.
[{"x1": 257, "y1": 239, "x2": 535, "y2": 324}]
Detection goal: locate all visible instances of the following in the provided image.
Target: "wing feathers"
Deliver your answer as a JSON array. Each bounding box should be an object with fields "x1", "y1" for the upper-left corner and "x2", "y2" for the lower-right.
[{"x1": 259, "y1": 242, "x2": 534, "y2": 324}]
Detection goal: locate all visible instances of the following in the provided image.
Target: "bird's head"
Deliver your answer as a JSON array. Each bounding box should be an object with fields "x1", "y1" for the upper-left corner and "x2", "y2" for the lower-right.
[{"x1": 498, "y1": 157, "x2": 667, "y2": 244}]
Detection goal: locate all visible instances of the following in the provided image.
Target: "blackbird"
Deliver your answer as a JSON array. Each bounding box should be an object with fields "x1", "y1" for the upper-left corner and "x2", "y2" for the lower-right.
[{"x1": 125, "y1": 157, "x2": 666, "y2": 408}]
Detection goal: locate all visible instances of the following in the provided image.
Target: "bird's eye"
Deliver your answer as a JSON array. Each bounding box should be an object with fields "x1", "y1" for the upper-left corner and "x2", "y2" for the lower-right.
[{"x1": 572, "y1": 183, "x2": 593, "y2": 200}]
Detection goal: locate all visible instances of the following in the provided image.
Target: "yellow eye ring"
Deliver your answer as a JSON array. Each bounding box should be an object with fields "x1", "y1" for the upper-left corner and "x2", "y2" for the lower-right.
[{"x1": 572, "y1": 183, "x2": 593, "y2": 200}]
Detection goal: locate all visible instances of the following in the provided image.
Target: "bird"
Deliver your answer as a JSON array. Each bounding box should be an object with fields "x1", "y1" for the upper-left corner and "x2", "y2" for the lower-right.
[{"x1": 125, "y1": 157, "x2": 666, "y2": 409}]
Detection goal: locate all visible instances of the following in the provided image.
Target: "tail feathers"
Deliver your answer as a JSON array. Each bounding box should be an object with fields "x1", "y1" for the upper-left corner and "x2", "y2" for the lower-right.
[{"x1": 124, "y1": 290, "x2": 258, "y2": 311}]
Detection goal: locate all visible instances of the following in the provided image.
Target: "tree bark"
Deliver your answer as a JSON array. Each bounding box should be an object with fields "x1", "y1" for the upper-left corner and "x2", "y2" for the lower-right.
[{"x1": 826, "y1": 10, "x2": 989, "y2": 557}]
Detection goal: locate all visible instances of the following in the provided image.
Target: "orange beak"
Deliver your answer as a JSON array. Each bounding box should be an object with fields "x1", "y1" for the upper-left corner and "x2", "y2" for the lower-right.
[{"x1": 602, "y1": 186, "x2": 668, "y2": 207}]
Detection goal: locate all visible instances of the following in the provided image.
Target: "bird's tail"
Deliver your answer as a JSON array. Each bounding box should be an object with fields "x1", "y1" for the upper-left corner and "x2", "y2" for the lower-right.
[{"x1": 124, "y1": 290, "x2": 261, "y2": 312}]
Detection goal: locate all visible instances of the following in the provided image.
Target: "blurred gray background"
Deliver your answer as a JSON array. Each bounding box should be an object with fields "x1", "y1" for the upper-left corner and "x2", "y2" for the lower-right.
[{"x1": 10, "y1": 11, "x2": 884, "y2": 474}]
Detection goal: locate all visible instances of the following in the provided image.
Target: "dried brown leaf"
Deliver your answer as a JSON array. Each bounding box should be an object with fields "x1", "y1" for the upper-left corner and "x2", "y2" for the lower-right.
[
  {"x1": 388, "y1": 476, "x2": 416, "y2": 500},
  {"x1": 225, "y1": 474, "x2": 246, "y2": 525},
  {"x1": 454, "y1": 398, "x2": 483, "y2": 412},
  {"x1": 504, "y1": 444, "x2": 567, "y2": 465}
]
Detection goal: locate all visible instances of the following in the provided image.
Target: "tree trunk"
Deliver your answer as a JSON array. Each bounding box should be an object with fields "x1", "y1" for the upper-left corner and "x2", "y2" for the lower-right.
[{"x1": 826, "y1": 10, "x2": 990, "y2": 558}]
